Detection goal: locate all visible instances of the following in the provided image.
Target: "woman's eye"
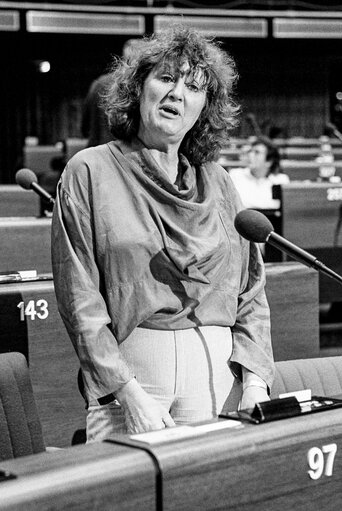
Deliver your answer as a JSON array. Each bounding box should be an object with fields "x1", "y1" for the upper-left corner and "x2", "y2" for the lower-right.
[
  {"x1": 161, "y1": 74, "x2": 174, "y2": 83},
  {"x1": 186, "y1": 82, "x2": 200, "y2": 92}
]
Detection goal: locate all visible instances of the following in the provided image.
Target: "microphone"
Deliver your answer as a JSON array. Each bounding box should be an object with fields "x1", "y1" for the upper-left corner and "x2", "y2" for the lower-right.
[
  {"x1": 15, "y1": 168, "x2": 55, "y2": 205},
  {"x1": 234, "y1": 209, "x2": 342, "y2": 285},
  {"x1": 325, "y1": 122, "x2": 342, "y2": 144}
]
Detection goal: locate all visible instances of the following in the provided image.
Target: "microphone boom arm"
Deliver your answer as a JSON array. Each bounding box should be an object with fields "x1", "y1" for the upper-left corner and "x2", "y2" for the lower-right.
[{"x1": 267, "y1": 232, "x2": 342, "y2": 285}]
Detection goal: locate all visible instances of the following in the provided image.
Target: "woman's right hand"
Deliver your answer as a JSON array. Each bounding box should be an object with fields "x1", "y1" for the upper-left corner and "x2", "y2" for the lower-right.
[{"x1": 115, "y1": 378, "x2": 175, "y2": 434}]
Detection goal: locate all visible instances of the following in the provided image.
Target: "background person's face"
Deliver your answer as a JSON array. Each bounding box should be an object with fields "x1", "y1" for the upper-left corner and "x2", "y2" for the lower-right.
[
  {"x1": 138, "y1": 61, "x2": 207, "y2": 150},
  {"x1": 249, "y1": 143, "x2": 271, "y2": 178}
]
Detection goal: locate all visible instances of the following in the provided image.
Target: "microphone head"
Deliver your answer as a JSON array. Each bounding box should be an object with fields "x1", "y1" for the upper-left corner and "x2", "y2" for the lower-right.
[
  {"x1": 15, "y1": 168, "x2": 38, "y2": 190},
  {"x1": 234, "y1": 209, "x2": 274, "y2": 243}
]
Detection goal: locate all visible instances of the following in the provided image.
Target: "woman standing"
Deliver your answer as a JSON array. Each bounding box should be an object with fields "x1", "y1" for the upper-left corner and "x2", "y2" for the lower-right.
[{"x1": 52, "y1": 26, "x2": 274, "y2": 441}]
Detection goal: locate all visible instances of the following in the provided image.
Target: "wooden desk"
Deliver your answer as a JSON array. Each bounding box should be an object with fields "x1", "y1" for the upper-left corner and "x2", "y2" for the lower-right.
[
  {"x1": 0, "y1": 277, "x2": 85, "y2": 447},
  {"x1": 0, "y1": 442, "x2": 156, "y2": 510},
  {"x1": 275, "y1": 182, "x2": 342, "y2": 248},
  {"x1": 281, "y1": 147, "x2": 342, "y2": 161},
  {"x1": 274, "y1": 182, "x2": 342, "y2": 303},
  {"x1": 265, "y1": 262, "x2": 319, "y2": 361},
  {"x1": 281, "y1": 160, "x2": 342, "y2": 181},
  {"x1": 148, "y1": 408, "x2": 342, "y2": 510},
  {"x1": 23, "y1": 145, "x2": 63, "y2": 177},
  {"x1": 1, "y1": 408, "x2": 342, "y2": 510},
  {"x1": 0, "y1": 186, "x2": 40, "y2": 217},
  {"x1": 0, "y1": 217, "x2": 51, "y2": 273}
]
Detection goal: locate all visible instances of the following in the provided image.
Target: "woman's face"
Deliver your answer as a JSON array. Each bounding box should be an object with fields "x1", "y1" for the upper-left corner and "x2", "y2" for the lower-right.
[{"x1": 138, "y1": 61, "x2": 207, "y2": 150}]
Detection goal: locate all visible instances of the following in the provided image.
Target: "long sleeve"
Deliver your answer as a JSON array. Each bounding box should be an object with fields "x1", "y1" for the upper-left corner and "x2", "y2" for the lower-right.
[
  {"x1": 230, "y1": 239, "x2": 275, "y2": 391},
  {"x1": 51, "y1": 173, "x2": 134, "y2": 403}
]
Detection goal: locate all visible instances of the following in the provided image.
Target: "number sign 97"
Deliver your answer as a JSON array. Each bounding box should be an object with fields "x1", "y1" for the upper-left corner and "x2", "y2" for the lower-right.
[{"x1": 307, "y1": 443, "x2": 337, "y2": 480}]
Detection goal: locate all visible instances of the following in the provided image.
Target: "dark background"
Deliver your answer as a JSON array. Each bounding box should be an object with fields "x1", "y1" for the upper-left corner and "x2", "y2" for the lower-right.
[{"x1": 2, "y1": 0, "x2": 342, "y2": 182}]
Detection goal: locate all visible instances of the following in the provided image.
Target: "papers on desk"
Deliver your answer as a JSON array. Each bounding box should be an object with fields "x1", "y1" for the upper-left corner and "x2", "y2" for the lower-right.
[
  {"x1": 131, "y1": 420, "x2": 242, "y2": 445},
  {"x1": 279, "y1": 389, "x2": 312, "y2": 402},
  {"x1": 0, "y1": 270, "x2": 37, "y2": 283}
]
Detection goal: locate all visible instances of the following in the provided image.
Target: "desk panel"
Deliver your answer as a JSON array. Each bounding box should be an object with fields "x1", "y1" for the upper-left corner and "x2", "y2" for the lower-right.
[
  {"x1": 281, "y1": 160, "x2": 342, "y2": 181},
  {"x1": 276, "y1": 182, "x2": 342, "y2": 248},
  {"x1": 0, "y1": 186, "x2": 40, "y2": 217},
  {"x1": 0, "y1": 217, "x2": 51, "y2": 273},
  {"x1": 274, "y1": 182, "x2": 342, "y2": 303},
  {"x1": 0, "y1": 442, "x2": 156, "y2": 511},
  {"x1": 265, "y1": 262, "x2": 319, "y2": 361},
  {"x1": 0, "y1": 278, "x2": 85, "y2": 447},
  {"x1": 138, "y1": 409, "x2": 342, "y2": 510},
  {"x1": 1, "y1": 409, "x2": 342, "y2": 510},
  {"x1": 23, "y1": 145, "x2": 63, "y2": 177}
]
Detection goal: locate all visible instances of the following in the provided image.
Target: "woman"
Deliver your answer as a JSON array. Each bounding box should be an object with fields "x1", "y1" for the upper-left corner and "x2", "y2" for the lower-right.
[
  {"x1": 52, "y1": 27, "x2": 274, "y2": 441},
  {"x1": 229, "y1": 137, "x2": 290, "y2": 210}
]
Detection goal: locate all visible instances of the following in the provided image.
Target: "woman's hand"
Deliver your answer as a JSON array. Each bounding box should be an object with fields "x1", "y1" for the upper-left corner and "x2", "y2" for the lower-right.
[
  {"x1": 239, "y1": 385, "x2": 269, "y2": 410},
  {"x1": 115, "y1": 378, "x2": 175, "y2": 434}
]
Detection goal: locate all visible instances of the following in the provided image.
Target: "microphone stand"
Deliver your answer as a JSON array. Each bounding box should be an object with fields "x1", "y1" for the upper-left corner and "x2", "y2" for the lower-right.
[{"x1": 266, "y1": 232, "x2": 342, "y2": 285}]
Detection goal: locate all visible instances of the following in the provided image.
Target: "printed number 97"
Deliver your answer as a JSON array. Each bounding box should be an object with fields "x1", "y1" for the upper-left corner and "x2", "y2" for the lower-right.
[{"x1": 307, "y1": 444, "x2": 337, "y2": 480}]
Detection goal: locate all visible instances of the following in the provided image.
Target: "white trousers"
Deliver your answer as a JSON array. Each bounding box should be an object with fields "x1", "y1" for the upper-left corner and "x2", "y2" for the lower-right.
[{"x1": 86, "y1": 325, "x2": 234, "y2": 442}]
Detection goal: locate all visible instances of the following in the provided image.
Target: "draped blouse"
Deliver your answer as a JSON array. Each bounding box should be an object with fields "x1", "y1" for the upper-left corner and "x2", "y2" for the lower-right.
[{"x1": 51, "y1": 139, "x2": 274, "y2": 402}]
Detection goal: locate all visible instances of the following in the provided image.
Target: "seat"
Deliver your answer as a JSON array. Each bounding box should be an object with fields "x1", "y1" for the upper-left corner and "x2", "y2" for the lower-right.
[
  {"x1": 0, "y1": 352, "x2": 45, "y2": 461},
  {"x1": 224, "y1": 356, "x2": 342, "y2": 411},
  {"x1": 271, "y1": 356, "x2": 342, "y2": 398}
]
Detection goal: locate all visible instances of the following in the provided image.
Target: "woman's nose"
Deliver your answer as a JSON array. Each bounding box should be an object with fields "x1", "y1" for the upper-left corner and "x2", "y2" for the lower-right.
[{"x1": 168, "y1": 78, "x2": 184, "y2": 100}]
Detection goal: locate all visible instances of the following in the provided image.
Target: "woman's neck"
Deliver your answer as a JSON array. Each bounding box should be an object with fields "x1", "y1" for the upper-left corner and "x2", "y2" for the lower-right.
[
  {"x1": 150, "y1": 149, "x2": 180, "y2": 182},
  {"x1": 136, "y1": 135, "x2": 180, "y2": 183}
]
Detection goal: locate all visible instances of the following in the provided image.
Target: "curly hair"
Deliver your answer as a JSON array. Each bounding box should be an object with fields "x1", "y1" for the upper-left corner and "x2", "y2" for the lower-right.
[{"x1": 102, "y1": 26, "x2": 240, "y2": 165}]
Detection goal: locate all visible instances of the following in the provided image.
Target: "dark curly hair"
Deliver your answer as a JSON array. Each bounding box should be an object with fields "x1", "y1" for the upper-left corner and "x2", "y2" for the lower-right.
[{"x1": 102, "y1": 26, "x2": 240, "y2": 165}]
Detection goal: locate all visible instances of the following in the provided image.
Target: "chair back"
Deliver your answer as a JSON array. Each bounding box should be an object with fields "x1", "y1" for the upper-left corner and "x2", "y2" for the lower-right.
[
  {"x1": 0, "y1": 352, "x2": 45, "y2": 460},
  {"x1": 271, "y1": 356, "x2": 342, "y2": 398}
]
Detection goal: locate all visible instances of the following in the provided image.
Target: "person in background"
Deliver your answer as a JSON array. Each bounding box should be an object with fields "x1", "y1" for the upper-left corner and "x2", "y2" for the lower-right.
[
  {"x1": 52, "y1": 26, "x2": 274, "y2": 442},
  {"x1": 81, "y1": 73, "x2": 113, "y2": 147},
  {"x1": 81, "y1": 39, "x2": 141, "y2": 147},
  {"x1": 229, "y1": 136, "x2": 289, "y2": 210}
]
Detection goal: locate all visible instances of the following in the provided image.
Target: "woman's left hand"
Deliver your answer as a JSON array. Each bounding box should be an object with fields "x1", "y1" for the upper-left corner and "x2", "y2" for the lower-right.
[{"x1": 239, "y1": 385, "x2": 269, "y2": 410}]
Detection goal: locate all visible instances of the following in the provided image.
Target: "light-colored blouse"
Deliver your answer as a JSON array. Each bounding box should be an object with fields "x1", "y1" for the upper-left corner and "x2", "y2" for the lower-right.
[
  {"x1": 51, "y1": 139, "x2": 274, "y2": 403},
  {"x1": 229, "y1": 167, "x2": 290, "y2": 210}
]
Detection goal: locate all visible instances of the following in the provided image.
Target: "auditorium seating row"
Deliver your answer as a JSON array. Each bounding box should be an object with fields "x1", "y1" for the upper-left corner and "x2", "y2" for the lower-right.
[
  {"x1": 221, "y1": 146, "x2": 342, "y2": 162},
  {"x1": 219, "y1": 136, "x2": 342, "y2": 184},
  {"x1": 228, "y1": 136, "x2": 342, "y2": 148}
]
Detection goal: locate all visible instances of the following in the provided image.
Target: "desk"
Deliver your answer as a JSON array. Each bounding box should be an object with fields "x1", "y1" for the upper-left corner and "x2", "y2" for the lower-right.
[
  {"x1": 1, "y1": 408, "x2": 342, "y2": 510},
  {"x1": 23, "y1": 145, "x2": 63, "y2": 177},
  {"x1": 151, "y1": 408, "x2": 342, "y2": 510},
  {"x1": 274, "y1": 182, "x2": 342, "y2": 303},
  {"x1": 0, "y1": 277, "x2": 85, "y2": 447},
  {"x1": 0, "y1": 442, "x2": 156, "y2": 510},
  {"x1": 265, "y1": 262, "x2": 319, "y2": 361},
  {"x1": 0, "y1": 217, "x2": 51, "y2": 273},
  {"x1": 281, "y1": 147, "x2": 342, "y2": 161},
  {"x1": 281, "y1": 160, "x2": 342, "y2": 181},
  {"x1": 0, "y1": 186, "x2": 40, "y2": 217}
]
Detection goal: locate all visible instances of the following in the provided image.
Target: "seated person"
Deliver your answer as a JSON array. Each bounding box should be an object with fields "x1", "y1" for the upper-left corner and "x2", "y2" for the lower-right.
[{"x1": 229, "y1": 137, "x2": 289, "y2": 210}]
